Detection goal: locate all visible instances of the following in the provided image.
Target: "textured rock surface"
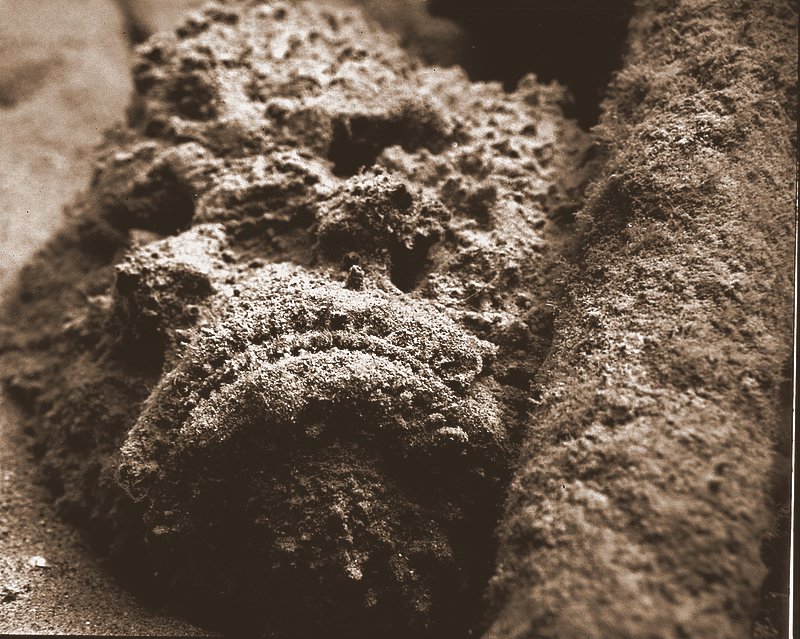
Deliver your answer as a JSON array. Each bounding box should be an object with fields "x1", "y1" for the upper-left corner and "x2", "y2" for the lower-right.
[
  {"x1": 484, "y1": 1, "x2": 796, "y2": 638},
  {"x1": 0, "y1": 0, "x2": 794, "y2": 637},
  {"x1": 0, "y1": 0, "x2": 132, "y2": 292},
  {"x1": 0, "y1": 1, "x2": 589, "y2": 637},
  {"x1": 119, "y1": 0, "x2": 468, "y2": 66},
  {"x1": 117, "y1": 262, "x2": 506, "y2": 635}
]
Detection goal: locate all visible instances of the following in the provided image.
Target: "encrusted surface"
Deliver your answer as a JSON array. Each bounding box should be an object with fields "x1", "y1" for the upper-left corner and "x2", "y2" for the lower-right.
[
  {"x1": 0, "y1": 0, "x2": 794, "y2": 638},
  {"x1": 485, "y1": 2, "x2": 796, "y2": 638},
  {"x1": 0, "y1": 1, "x2": 590, "y2": 637}
]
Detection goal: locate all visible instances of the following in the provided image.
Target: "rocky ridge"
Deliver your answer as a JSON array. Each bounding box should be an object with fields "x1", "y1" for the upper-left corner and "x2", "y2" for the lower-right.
[{"x1": 0, "y1": 1, "x2": 592, "y2": 637}]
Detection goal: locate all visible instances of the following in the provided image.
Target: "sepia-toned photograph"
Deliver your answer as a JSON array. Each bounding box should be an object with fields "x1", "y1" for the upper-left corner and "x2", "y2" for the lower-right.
[{"x1": 0, "y1": 1, "x2": 796, "y2": 637}]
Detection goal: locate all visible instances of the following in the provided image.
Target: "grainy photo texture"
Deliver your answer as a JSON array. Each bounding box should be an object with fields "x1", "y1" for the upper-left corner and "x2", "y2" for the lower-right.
[{"x1": 0, "y1": 1, "x2": 796, "y2": 637}]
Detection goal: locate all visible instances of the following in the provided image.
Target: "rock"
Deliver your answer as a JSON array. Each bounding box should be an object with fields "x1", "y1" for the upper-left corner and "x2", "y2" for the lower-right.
[
  {"x1": 25, "y1": 556, "x2": 48, "y2": 569},
  {"x1": 0, "y1": 1, "x2": 588, "y2": 637},
  {"x1": 117, "y1": 264, "x2": 505, "y2": 636},
  {"x1": 119, "y1": 1, "x2": 469, "y2": 67},
  {"x1": 4, "y1": 0, "x2": 790, "y2": 637},
  {"x1": 483, "y1": 2, "x2": 796, "y2": 638}
]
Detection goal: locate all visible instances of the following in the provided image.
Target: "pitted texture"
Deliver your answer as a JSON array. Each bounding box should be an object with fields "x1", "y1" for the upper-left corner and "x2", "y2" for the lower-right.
[
  {"x1": 97, "y1": 0, "x2": 589, "y2": 319},
  {"x1": 0, "y1": 1, "x2": 794, "y2": 638},
  {"x1": 0, "y1": 2, "x2": 591, "y2": 638},
  {"x1": 117, "y1": 264, "x2": 505, "y2": 636}
]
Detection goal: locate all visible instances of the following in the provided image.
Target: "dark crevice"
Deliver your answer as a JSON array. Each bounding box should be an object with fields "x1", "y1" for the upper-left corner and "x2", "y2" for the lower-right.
[
  {"x1": 429, "y1": 0, "x2": 635, "y2": 128},
  {"x1": 328, "y1": 113, "x2": 447, "y2": 177},
  {"x1": 388, "y1": 238, "x2": 433, "y2": 293}
]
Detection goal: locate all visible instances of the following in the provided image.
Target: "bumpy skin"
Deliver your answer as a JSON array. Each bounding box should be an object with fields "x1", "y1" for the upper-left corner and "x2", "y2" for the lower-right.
[
  {"x1": 0, "y1": 1, "x2": 589, "y2": 637},
  {"x1": 2, "y1": 1, "x2": 792, "y2": 637},
  {"x1": 117, "y1": 263, "x2": 505, "y2": 636},
  {"x1": 484, "y1": 2, "x2": 797, "y2": 638}
]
